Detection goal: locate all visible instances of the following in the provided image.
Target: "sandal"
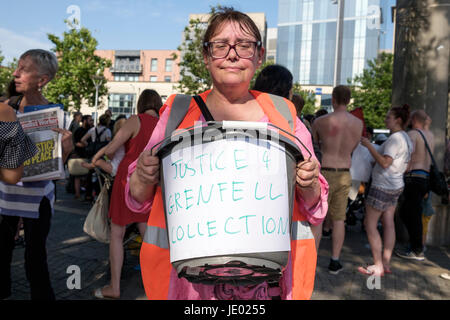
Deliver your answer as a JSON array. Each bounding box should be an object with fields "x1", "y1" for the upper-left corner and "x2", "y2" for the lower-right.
[
  {"x1": 384, "y1": 268, "x2": 392, "y2": 274},
  {"x1": 440, "y1": 273, "x2": 450, "y2": 280},
  {"x1": 93, "y1": 287, "x2": 119, "y2": 300},
  {"x1": 357, "y1": 265, "x2": 384, "y2": 277}
]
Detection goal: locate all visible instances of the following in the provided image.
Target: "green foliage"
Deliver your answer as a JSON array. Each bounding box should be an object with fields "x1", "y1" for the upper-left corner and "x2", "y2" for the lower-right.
[
  {"x1": 292, "y1": 83, "x2": 317, "y2": 115},
  {"x1": 347, "y1": 52, "x2": 393, "y2": 129},
  {"x1": 175, "y1": 6, "x2": 230, "y2": 94},
  {"x1": 0, "y1": 50, "x2": 17, "y2": 97},
  {"x1": 174, "y1": 16, "x2": 211, "y2": 95},
  {"x1": 44, "y1": 20, "x2": 111, "y2": 111}
]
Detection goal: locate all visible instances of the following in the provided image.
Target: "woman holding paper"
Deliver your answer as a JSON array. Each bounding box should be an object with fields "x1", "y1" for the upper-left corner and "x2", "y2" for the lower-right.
[
  {"x1": 126, "y1": 8, "x2": 328, "y2": 300},
  {"x1": 0, "y1": 49, "x2": 73, "y2": 300}
]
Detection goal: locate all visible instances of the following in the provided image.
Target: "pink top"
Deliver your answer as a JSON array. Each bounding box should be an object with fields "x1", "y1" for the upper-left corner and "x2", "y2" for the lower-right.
[
  {"x1": 124, "y1": 102, "x2": 329, "y2": 300},
  {"x1": 125, "y1": 110, "x2": 328, "y2": 225}
]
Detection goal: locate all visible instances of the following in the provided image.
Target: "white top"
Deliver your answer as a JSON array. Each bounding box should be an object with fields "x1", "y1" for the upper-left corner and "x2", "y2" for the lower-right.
[
  {"x1": 110, "y1": 145, "x2": 125, "y2": 177},
  {"x1": 371, "y1": 131, "x2": 413, "y2": 190},
  {"x1": 350, "y1": 143, "x2": 378, "y2": 183},
  {"x1": 87, "y1": 125, "x2": 111, "y2": 142}
]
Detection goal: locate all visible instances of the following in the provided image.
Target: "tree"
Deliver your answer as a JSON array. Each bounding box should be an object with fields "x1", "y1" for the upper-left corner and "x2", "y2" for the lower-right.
[
  {"x1": 292, "y1": 83, "x2": 316, "y2": 115},
  {"x1": 175, "y1": 6, "x2": 228, "y2": 94},
  {"x1": 347, "y1": 52, "x2": 393, "y2": 128},
  {"x1": 44, "y1": 20, "x2": 111, "y2": 111},
  {"x1": 0, "y1": 49, "x2": 17, "y2": 97},
  {"x1": 173, "y1": 14, "x2": 211, "y2": 95}
]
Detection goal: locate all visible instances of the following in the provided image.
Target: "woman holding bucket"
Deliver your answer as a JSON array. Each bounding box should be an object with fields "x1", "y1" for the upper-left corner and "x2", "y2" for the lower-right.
[{"x1": 126, "y1": 8, "x2": 328, "y2": 300}]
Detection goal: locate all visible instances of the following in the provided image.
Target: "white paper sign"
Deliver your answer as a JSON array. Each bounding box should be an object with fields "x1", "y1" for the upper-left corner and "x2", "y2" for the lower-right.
[{"x1": 161, "y1": 138, "x2": 291, "y2": 263}]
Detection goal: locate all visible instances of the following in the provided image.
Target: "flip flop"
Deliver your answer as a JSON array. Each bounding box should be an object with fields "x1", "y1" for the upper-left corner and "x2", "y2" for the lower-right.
[
  {"x1": 93, "y1": 287, "x2": 119, "y2": 300},
  {"x1": 357, "y1": 265, "x2": 384, "y2": 277},
  {"x1": 357, "y1": 266, "x2": 374, "y2": 276},
  {"x1": 440, "y1": 273, "x2": 450, "y2": 280},
  {"x1": 384, "y1": 268, "x2": 392, "y2": 274}
]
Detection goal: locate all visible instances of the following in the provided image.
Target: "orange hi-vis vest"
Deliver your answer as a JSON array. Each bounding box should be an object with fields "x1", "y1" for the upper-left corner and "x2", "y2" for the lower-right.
[{"x1": 140, "y1": 90, "x2": 317, "y2": 300}]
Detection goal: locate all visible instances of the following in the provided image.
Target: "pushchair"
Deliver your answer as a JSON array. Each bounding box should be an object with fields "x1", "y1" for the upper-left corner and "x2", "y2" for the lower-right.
[{"x1": 345, "y1": 181, "x2": 366, "y2": 231}]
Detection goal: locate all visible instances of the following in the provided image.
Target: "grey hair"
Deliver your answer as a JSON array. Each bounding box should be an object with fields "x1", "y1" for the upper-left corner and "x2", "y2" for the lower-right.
[{"x1": 20, "y1": 49, "x2": 58, "y2": 81}]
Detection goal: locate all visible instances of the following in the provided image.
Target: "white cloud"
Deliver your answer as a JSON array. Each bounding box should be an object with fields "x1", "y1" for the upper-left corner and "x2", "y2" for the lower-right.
[
  {"x1": 83, "y1": 0, "x2": 108, "y2": 13},
  {"x1": 0, "y1": 28, "x2": 53, "y2": 64}
]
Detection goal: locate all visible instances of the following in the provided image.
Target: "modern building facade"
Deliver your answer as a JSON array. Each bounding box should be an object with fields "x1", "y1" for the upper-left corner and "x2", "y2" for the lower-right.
[
  {"x1": 79, "y1": 49, "x2": 181, "y2": 117},
  {"x1": 266, "y1": 27, "x2": 278, "y2": 62},
  {"x1": 277, "y1": 0, "x2": 392, "y2": 88},
  {"x1": 97, "y1": 49, "x2": 180, "y2": 84}
]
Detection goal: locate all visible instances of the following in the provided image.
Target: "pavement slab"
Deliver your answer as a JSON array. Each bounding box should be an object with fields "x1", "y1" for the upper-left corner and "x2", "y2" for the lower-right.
[{"x1": 5, "y1": 180, "x2": 450, "y2": 300}]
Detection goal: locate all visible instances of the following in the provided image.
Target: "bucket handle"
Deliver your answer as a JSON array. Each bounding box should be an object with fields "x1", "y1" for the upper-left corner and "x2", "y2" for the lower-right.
[{"x1": 150, "y1": 121, "x2": 312, "y2": 161}]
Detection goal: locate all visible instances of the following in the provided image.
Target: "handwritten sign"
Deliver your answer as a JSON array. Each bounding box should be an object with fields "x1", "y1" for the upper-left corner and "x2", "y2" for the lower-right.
[{"x1": 161, "y1": 138, "x2": 291, "y2": 263}]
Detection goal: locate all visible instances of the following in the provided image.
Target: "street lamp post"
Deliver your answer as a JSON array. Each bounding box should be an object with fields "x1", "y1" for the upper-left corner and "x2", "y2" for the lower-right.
[{"x1": 91, "y1": 69, "x2": 103, "y2": 127}]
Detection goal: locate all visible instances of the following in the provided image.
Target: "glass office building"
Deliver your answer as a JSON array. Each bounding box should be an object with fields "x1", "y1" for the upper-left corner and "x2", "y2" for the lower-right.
[{"x1": 277, "y1": 0, "x2": 391, "y2": 86}]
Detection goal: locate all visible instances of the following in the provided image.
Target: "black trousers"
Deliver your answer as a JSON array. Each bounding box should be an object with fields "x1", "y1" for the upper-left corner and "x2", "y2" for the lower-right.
[
  {"x1": 398, "y1": 176, "x2": 430, "y2": 253},
  {"x1": 0, "y1": 197, "x2": 55, "y2": 300}
]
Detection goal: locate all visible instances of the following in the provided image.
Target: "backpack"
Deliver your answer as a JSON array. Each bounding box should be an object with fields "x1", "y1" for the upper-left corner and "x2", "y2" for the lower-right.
[{"x1": 85, "y1": 127, "x2": 109, "y2": 158}]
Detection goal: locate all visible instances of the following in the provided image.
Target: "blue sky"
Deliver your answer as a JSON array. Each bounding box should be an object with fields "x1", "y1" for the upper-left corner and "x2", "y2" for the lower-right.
[{"x1": 0, "y1": 0, "x2": 279, "y2": 63}]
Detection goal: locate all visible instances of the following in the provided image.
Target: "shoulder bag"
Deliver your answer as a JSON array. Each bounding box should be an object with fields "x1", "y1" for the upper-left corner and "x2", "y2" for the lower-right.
[
  {"x1": 415, "y1": 129, "x2": 448, "y2": 196},
  {"x1": 83, "y1": 170, "x2": 111, "y2": 243}
]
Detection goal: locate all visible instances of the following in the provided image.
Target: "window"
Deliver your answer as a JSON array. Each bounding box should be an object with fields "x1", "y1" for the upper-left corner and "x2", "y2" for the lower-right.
[
  {"x1": 108, "y1": 93, "x2": 136, "y2": 116},
  {"x1": 150, "y1": 76, "x2": 157, "y2": 82},
  {"x1": 165, "y1": 59, "x2": 173, "y2": 72},
  {"x1": 151, "y1": 58, "x2": 158, "y2": 72},
  {"x1": 164, "y1": 76, "x2": 171, "y2": 82},
  {"x1": 114, "y1": 74, "x2": 139, "y2": 82},
  {"x1": 114, "y1": 57, "x2": 141, "y2": 72}
]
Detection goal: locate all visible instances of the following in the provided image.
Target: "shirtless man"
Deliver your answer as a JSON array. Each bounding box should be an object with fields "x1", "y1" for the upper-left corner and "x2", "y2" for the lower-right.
[
  {"x1": 396, "y1": 110, "x2": 434, "y2": 261},
  {"x1": 312, "y1": 85, "x2": 363, "y2": 274}
]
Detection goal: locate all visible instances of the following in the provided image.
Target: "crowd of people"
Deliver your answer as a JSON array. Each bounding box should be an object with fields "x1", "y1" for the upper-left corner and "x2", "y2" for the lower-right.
[{"x1": 0, "y1": 7, "x2": 448, "y2": 301}]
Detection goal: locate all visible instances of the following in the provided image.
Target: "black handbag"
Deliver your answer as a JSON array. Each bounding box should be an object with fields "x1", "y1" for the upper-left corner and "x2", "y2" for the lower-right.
[
  {"x1": 416, "y1": 130, "x2": 448, "y2": 196},
  {"x1": 85, "y1": 128, "x2": 108, "y2": 158}
]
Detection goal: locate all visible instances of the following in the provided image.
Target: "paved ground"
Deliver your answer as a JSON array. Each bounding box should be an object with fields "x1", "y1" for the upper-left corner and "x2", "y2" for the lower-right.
[{"x1": 6, "y1": 179, "x2": 450, "y2": 300}]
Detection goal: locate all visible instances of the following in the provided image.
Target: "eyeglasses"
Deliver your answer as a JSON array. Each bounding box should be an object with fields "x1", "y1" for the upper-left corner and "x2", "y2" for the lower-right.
[{"x1": 204, "y1": 41, "x2": 262, "y2": 59}]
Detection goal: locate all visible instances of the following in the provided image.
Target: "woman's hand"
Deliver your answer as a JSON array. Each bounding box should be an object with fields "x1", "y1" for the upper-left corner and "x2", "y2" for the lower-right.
[
  {"x1": 296, "y1": 158, "x2": 319, "y2": 188},
  {"x1": 361, "y1": 136, "x2": 393, "y2": 169},
  {"x1": 295, "y1": 158, "x2": 321, "y2": 207},
  {"x1": 129, "y1": 150, "x2": 160, "y2": 204},
  {"x1": 135, "y1": 150, "x2": 160, "y2": 186},
  {"x1": 361, "y1": 136, "x2": 371, "y2": 148},
  {"x1": 81, "y1": 161, "x2": 95, "y2": 170}
]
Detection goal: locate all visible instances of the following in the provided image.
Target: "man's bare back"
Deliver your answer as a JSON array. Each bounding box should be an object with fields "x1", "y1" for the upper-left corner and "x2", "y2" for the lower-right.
[
  {"x1": 313, "y1": 111, "x2": 363, "y2": 169},
  {"x1": 407, "y1": 129, "x2": 434, "y2": 172}
]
